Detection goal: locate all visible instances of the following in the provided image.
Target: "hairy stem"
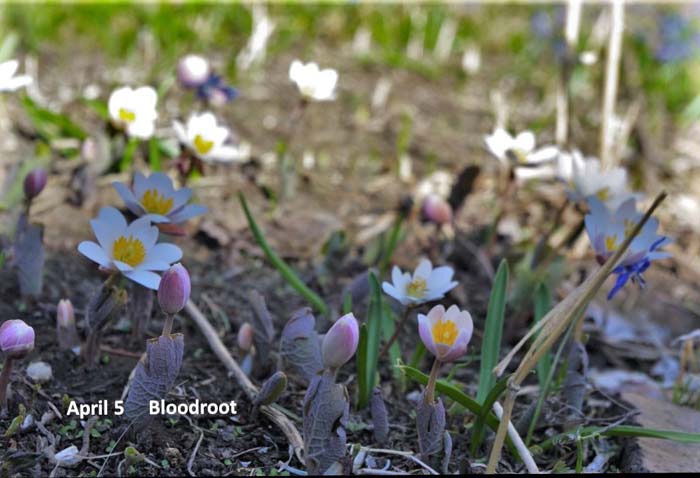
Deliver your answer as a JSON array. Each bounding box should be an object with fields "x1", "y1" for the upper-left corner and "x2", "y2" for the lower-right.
[
  {"x1": 162, "y1": 314, "x2": 175, "y2": 336},
  {"x1": 0, "y1": 357, "x2": 15, "y2": 411},
  {"x1": 424, "y1": 358, "x2": 441, "y2": 405}
]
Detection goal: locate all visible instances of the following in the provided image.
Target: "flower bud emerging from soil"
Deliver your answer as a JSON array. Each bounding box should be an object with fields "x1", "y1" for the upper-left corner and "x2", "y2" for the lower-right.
[
  {"x1": 157, "y1": 263, "x2": 191, "y2": 315},
  {"x1": 321, "y1": 313, "x2": 359, "y2": 370},
  {"x1": 238, "y1": 322, "x2": 254, "y2": 353},
  {"x1": 24, "y1": 168, "x2": 47, "y2": 201},
  {"x1": 57, "y1": 299, "x2": 75, "y2": 328},
  {"x1": 56, "y1": 299, "x2": 80, "y2": 352},
  {"x1": 177, "y1": 54, "x2": 210, "y2": 88},
  {"x1": 421, "y1": 194, "x2": 453, "y2": 225},
  {"x1": 0, "y1": 319, "x2": 35, "y2": 359}
]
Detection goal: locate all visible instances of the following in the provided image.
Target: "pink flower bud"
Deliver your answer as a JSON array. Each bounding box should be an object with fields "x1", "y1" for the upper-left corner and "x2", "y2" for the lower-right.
[
  {"x1": 322, "y1": 313, "x2": 359, "y2": 369},
  {"x1": 24, "y1": 168, "x2": 48, "y2": 201},
  {"x1": 157, "y1": 263, "x2": 191, "y2": 315},
  {"x1": 177, "y1": 55, "x2": 210, "y2": 88},
  {"x1": 421, "y1": 195, "x2": 453, "y2": 225},
  {"x1": 56, "y1": 299, "x2": 75, "y2": 328},
  {"x1": 81, "y1": 138, "x2": 97, "y2": 162},
  {"x1": 238, "y1": 322, "x2": 254, "y2": 353},
  {"x1": 0, "y1": 319, "x2": 35, "y2": 359}
]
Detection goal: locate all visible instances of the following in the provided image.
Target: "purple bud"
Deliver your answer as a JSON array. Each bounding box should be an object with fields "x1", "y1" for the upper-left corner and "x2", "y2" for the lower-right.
[
  {"x1": 177, "y1": 55, "x2": 210, "y2": 88},
  {"x1": 24, "y1": 168, "x2": 48, "y2": 201},
  {"x1": 56, "y1": 299, "x2": 75, "y2": 328},
  {"x1": 0, "y1": 319, "x2": 35, "y2": 359},
  {"x1": 321, "y1": 313, "x2": 359, "y2": 369},
  {"x1": 421, "y1": 195, "x2": 453, "y2": 225},
  {"x1": 157, "y1": 263, "x2": 191, "y2": 315},
  {"x1": 238, "y1": 322, "x2": 254, "y2": 353}
]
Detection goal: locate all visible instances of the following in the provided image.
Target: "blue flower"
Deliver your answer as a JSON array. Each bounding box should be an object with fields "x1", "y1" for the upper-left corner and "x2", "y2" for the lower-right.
[
  {"x1": 584, "y1": 196, "x2": 671, "y2": 300},
  {"x1": 196, "y1": 74, "x2": 239, "y2": 105}
]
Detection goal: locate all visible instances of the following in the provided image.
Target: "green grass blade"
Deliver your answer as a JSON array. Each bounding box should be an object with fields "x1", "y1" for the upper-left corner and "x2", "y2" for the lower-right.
[
  {"x1": 119, "y1": 137, "x2": 139, "y2": 172},
  {"x1": 239, "y1": 193, "x2": 328, "y2": 315},
  {"x1": 378, "y1": 213, "x2": 405, "y2": 276},
  {"x1": 356, "y1": 323, "x2": 369, "y2": 409},
  {"x1": 148, "y1": 137, "x2": 161, "y2": 171},
  {"x1": 477, "y1": 259, "x2": 509, "y2": 404},
  {"x1": 470, "y1": 375, "x2": 509, "y2": 455},
  {"x1": 357, "y1": 273, "x2": 383, "y2": 408},
  {"x1": 533, "y1": 282, "x2": 552, "y2": 388}
]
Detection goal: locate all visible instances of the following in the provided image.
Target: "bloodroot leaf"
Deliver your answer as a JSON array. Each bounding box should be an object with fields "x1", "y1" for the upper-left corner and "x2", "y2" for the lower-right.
[
  {"x1": 128, "y1": 283, "x2": 154, "y2": 341},
  {"x1": 302, "y1": 372, "x2": 349, "y2": 475},
  {"x1": 81, "y1": 283, "x2": 127, "y2": 365},
  {"x1": 254, "y1": 371, "x2": 288, "y2": 408},
  {"x1": 280, "y1": 308, "x2": 323, "y2": 385},
  {"x1": 124, "y1": 334, "x2": 184, "y2": 432},
  {"x1": 13, "y1": 215, "x2": 44, "y2": 297},
  {"x1": 370, "y1": 387, "x2": 389, "y2": 444},
  {"x1": 416, "y1": 390, "x2": 446, "y2": 460}
]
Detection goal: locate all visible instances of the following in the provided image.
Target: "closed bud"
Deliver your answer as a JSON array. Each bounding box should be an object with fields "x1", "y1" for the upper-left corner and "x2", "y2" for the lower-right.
[
  {"x1": 238, "y1": 322, "x2": 254, "y2": 353},
  {"x1": 0, "y1": 319, "x2": 35, "y2": 359},
  {"x1": 254, "y1": 371, "x2": 288, "y2": 407},
  {"x1": 81, "y1": 138, "x2": 97, "y2": 162},
  {"x1": 56, "y1": 299, "x2": 80, "y2": 352},
  {"x1": 321, "y1": 313, "x2": 359, "y2": 369},
  {"x1": 157, "y1": 263, "x2": 191, "y2": 315},
  {"x1": 177, "y1": 54, "x2": 210, "y2": 88},
  {"x1": 24, "y1": 168, "x2": 48, "y2": 201},
  {"x1": 421, "y1": 194, "x2": 453, "y2": 225}
]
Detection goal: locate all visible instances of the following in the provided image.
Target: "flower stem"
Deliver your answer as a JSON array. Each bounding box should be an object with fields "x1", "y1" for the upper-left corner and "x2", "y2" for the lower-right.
[
  {"x1": 0, "y1": 357, "x2": 14, "y2": 411},
  {"x1": 162, "y1": 314, "x2": 175, "y2": 336},
  {"x1": 424, "y1": 358, "x2": 441, "y2": 405},
  {"x1": 379, "y1": 305, "x2": 413, "y2": 359}
]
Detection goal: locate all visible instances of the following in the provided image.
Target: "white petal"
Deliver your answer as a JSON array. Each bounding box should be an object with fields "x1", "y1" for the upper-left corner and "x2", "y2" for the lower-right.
[
  {"x1": 168, "y1": 204, "x2": 207, "y2": 223},
  {"x1": 173, "y1": 120, "x2": 188, "y2": 144},
  {"x1": 125, "y1": 269, "x2": 161, "y2": 290},
  {"x1": 514, "y1": 131, "x2": 536, "y2": 154},
  {"x1": 146, "y1": 243, "x2": 183, "y2": 265},
  {"x1": 77, "y1": 241, "x2": 111, "y2": 267},
  {"x1": 0, "y1": 60, "x2": 19, "y2": 80},
  {"x1": 413, "y1": 258, "x2": 433, "y2": 280},
  {"x1": 112, "y1": 181, "x2": 143, "y2": 216}
]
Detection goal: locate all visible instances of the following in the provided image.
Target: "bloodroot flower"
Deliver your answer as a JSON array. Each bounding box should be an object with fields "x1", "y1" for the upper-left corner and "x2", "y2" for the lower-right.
[
  {"x1": 418, "y1": 305, "x2": 473, "y2": 363},
  {"x1": 484, "y1": 128, "x2": 559, "y2": 169},
  {"x1": 557, "y1": 150, "x2": 632, "y2": 209},
  {"x1": 113, "y1": 172, "x2": 207, "y2": 225},
  {"x1": 289, "y1": 60, "x2": 338, "y2": 101},
  {"x1": 77, "y1": 207, "x2": 182, "y2": 290},
  {"x1": 0, "y1": 59, "x2": 32, "y2": 92},
  {"x1": 321, "y1": 313, "x2": 359, "y2": 370},
  {"x1": 177, "y1": 54, "x2": 211, "y2": 88},
  {"x1": 24, "y1": 168, "x2": 48, "y2": 201},
  {"x1": 584, "y1": 197, "x2": 671, "y2": 299},
  {"x1": 382, "y1": 259, "x2": 457, "y2": 306},
  {"x1": 173, "y1": 112, "x2": 248, "y2": 163},
  {"x1": 108, "y1": 86, "x2": 158, "y2": 139}
]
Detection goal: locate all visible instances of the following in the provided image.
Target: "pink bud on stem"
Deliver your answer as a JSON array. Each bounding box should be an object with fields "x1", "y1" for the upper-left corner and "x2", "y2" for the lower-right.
[
  {"x1": 158, "y1": 264, "x2": 191, "y2": 336},
  {"x1": 321, "y1": 313, "x2": 359, "y2": 371},
  {"x1": 24, "y1": 168, "x2": 48, "y2": 203},
  {"x1": 0, "y1": 319, "x2": 35, "y2": 411}
]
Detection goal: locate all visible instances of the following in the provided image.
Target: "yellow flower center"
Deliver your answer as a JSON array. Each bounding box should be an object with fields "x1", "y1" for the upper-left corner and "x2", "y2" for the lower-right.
[
  {"x1": 605, "y1": 235, "x2": 618, "y2": 252},
  {"x1": 406, "y1": 278, "x2": 427, "y2": 298},
  {"x1": 506, "y1": 148, "x2": 528, "y2": 164},
  {"x1": 432, "y1": 319, "x2": 458, "y2": 347},
  {"x1": 112, "y1": 235, "x2": 146, "y2": 267},
  {"x1": 141, "y1": 189, "x2": 174, "y2": 215},
  {"x1": 595, "y1": 187, "x2": 610, "y2": 202},
  {"x1": 193, "y1": 134, "x2": 214, "y2": 155},
  {"x1": 119, "y1": 108, "x2": 136, "y2": 123}
]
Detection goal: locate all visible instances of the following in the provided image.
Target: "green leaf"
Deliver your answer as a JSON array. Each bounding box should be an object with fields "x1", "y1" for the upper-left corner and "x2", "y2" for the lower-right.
[
  {"x1": 477, "y1": 259, "x2": 509, "y2": 404},
  {"x1": 149, "y1": 137, "x2": 161, "y2": 171},
  {"x1": 356, "y1": 323, "x2": 369, "y2": 408},
  {"x1": 239, "y1": 193, "x2": 328, "y2": 315},
  {"x1": 0, "y1": 32, "x2": 19, "y2": 62},
  {"x1": 119, "y1": 137, "x2": 139, "y2": 172},
  {"x1": 378, "y1": 212, "x2": 405, "y2": 276},
  {"x1": 357, "y1": 273, "x2": 383, "y2": 408},
  {"x1": 470, "y1": 375, "x2": 509, "y2": 455},
  {"x1": 381, "y1": 302, "x2": 401, "y2": 380},
  {"x1": 533, "y1": 282, "x2": 552, "y2": 389},
  {"x1": 82, "y1": 97, "x2": 109, "y2": 121},
  {"x1": 21, "y1": 95, "x2": 87, "y2": 141}
]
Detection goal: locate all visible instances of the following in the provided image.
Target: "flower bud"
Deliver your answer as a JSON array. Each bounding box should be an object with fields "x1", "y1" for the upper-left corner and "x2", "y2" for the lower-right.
[
  {"x1": 421, "y1": 194, "x2": 453, "y2": 226},
  {"x1": 81, "y1": 138, "x2": 97, "y2": 162},
  {"x1": 157, "y1": 263, "x2": 191, "y2": 315},
  {"x1": 23, "y1": 168, "x2": 48, "y2": 201},
  {"x1": 56, "y1": 299, "x2": 80, "y2": 352},
  {"x1": 254, "y1": 371, "x2": 288, "y2": 407},
  {"x1": 177, "y1": 54, "x2": 210, "y2": 88},
  {"x1": 321, "y1": 313, "x2": 359, "y2": 369},
  {"x1": 238, "y1": 322, "x2": 254, "y2": 353},
  {"x1": 0, "y1": 319, "x2": 35, "y2": 359}
]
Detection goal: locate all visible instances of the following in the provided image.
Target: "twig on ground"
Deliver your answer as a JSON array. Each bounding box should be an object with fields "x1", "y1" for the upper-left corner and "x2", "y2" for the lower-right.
[
  {"x1": 185, "y1": 299, "x2": 305, "y2": 463},
  {"x1": 493, "y1": 401, "x2": 539, "y2": 474},
  {"x1": 187, "y1": 430, "x2": 204, "y2": 476}
]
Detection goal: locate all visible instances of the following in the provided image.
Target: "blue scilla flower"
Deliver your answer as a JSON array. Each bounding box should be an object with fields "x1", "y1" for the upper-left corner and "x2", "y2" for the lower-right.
[
  {"x1": 196, "y1": 74, "x2": 239, "y2": 106},
  {"x1": 584, "y1": 197, "x2": 671, "y2": 299},
  {"x1": 654, "y1": 13, "x2": 700, "y2": 63}
]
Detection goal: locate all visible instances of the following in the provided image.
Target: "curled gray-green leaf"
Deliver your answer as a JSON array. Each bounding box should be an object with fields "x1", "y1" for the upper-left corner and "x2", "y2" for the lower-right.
[
  {"x1": 81, "y1": 283, "x2": 127, "y2": 365},
  {"x1": 370, "y1": 387, "x2": 389, "y2": 444},
  {"x1": 302, "y1": 371, "x2": 349, "y2": 475},
  {"x1": 416, "y1": 390, "x2": 446, "y2": 460},
  {"x1": 280, "y1": 308, "x2": 323, "y2": 385},
  {"x1": 14, "y1": 214, "x2": 44, "y2": 297},
  {"x1": 124, "y1": 334, "x2": 184, "y2": 431},
  {"x1": 254, "y1": 371, "x2": 288, "y2": 408}
]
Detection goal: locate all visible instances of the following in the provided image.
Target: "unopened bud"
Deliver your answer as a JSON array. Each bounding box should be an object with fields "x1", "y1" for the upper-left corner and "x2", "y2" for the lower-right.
[
  {"x1": 0, "y1": 319, "x2": 35, "y2": 359},
  {"x1": 321, "y1": 313, "x2": 359, "y2": 369},
  {"x1": 56, "y1": 299, "x2": 80, "y2": 352},
  {"x1": 24, "y1": 168, "x2": 48, "y2": 201},
  {"x1": 238, "y1": 322, "x2": 254, "y2": 353},
  {"x1": 157, "y1": 264, "x2": 191, "y2": 315},
  {"x1": 254, "y1": 371, "x2": 287, "y2": 407},
  {"x1": 177, "y1": 55, "x2": 210, "y2": 88},
  {"x1": 421, "y1": 194, "x2": 453, "y2": 225}
]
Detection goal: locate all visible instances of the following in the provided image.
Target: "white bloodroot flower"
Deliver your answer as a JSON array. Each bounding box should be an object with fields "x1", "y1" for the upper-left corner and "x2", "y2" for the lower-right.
[
  {"x1": 382, "y1": 259, "x2": 458, "y2": 307},
  {"x1": 77, "y1": 207, "x2": 182, "y2": 290},
  {"x1": 113, "y1": 172, "x2": 207, "y2": 225},
  {"x1": 108, "y1": 86, "x2": 158, "y2": 139},
  {"x1": 484, "y1": 128, "x2": 559, "y2": 166},
  {"x1": 174, "y1": 112, "x2": 248, "y2": 163},
  {"x1": 418, "y1": 304, "x2": 474, "y2": 363},
  {"x1": 289, "y1": 60, "x2": 338, "y2": 101},
  {"x1": 0, "y1": 59, "x2": 32, "y2": 92},
  {"x1": 557, "y1": 149, "x2": 632, "y2": 209}
]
